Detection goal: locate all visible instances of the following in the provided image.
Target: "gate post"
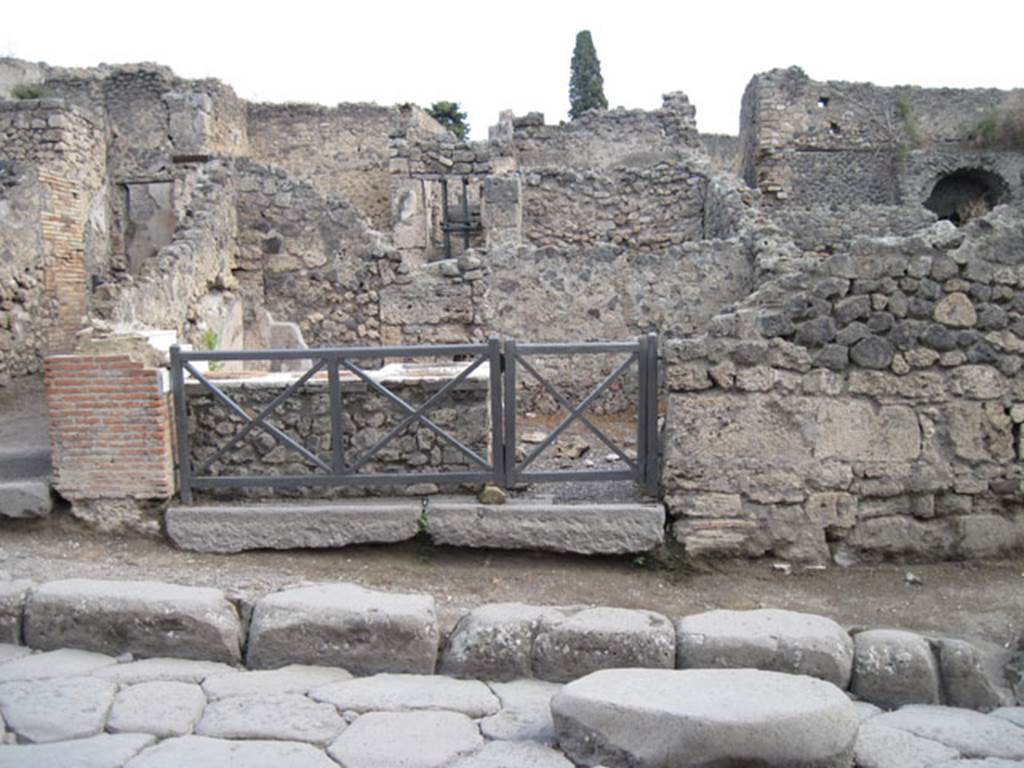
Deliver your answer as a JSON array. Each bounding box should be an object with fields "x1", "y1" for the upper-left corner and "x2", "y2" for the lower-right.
[
  {"x1": 503, "y1": 339, "x2": 518, "y2": 486},
  {"x1": 487, "y1": 337, "x2": 505, "y2": 488},
  {"x1": 644, "y1": 332, "x2": 659, "y2": 497},
  {"x1": 170, "y1": 345, "x2": 193, "y2": 503}
]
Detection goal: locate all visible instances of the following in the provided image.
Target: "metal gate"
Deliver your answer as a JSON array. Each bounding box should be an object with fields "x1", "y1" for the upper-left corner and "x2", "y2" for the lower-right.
[{"x1": 170, "y1": 335, "x2": 658, "y2": 502}]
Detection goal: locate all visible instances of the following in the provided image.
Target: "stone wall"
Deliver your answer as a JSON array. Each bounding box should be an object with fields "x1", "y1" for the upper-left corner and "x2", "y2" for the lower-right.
[
  {"x1": 661, "y1": 206, "x2": 1024, "y2": 563},
  {"x1": 771, "y1": 204, "x2": 937, "y2": 253}
]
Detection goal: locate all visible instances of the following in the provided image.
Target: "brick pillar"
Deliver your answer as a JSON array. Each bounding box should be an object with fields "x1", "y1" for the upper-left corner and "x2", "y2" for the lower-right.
[
  {"x1": 38, "y1": 172, "x2": 88, "y2": 355},
  {"x1": 44, "y1": 354, "x2": 174, "y2": 530}
]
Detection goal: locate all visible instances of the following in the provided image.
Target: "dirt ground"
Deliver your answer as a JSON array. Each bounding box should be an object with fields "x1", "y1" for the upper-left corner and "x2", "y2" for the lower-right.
[{"x1": 1, "y1": 515, "x2": 1022, "y2": 647}]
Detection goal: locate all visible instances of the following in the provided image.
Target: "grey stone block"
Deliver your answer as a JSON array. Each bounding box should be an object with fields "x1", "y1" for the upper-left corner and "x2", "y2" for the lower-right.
[
  {"x1": 165, "y1": 501, "x2": 422, "y2": 553},
  {"x1": 532, "y1": 607, "x2": 675, "y2": 683},
  {"x1": 310, "y1": 673, "x2": 498, "y2": 717},
  {"x1": 95, "y1": 657, "x2": 237, "y2": 685},
  {"x1": 854, "y1": 723, "x2": 960, "y2": 768},
  {"x1": 427, "y1": 500, "x2": 665, "y2": 554},
  {"x1": 0, "y1": 646, "x2": 28, "y2": 666},
  {"x1": 246, "y1": 583, "x2": 438, "y2": 675},
  {"x1": 0, "y1": 733, "x2": 155, "y2": 768},
  {"x1": 937, "y1": 638, "x2": 1016, "y2": 711},
  {"x1": 107, "y1": 681, "x2": 207, "y2": 738},
  {"x1": 0, "y1": 446, "x2": 51, "y2": 482},
  {"x1": 202, "y1": 664, "x2": 350, "y2": 701},
  {"x1": 123, "y1": 735, "x2": 338, "y2": 768},
  {"x1": 195, "y1": 694, "x2": 345, "y2": 745},
  {"x1": 870, "y1": 705, "x2": 1024, "y2": 759},
  {"x1": 851, "y1": 629, "x2": 941, "y2": 709},
  {"x1": 0, "y1": 648, "x2": 116, "y2": 682},
  {"x1": 675, "y1": 608, "x2": 854, "y2": 688},
  {"x1": 0, "y1": 676, "x2": 116, "y2": 743},
  {"x1": 0, "y1": 581, "x2": 30, "y2": 645},
  {"x1": 480, "y1": 679, "x2": 561, "y2": 743},
  {"x1": 552, "y1": 668, "x2": 858, "y2": 768},
  {"x1": 0, "y1": 481, "x2": 51, "y2": 519},
  {"x1": 327, "y1": 711, "x2": 482, "y2": 768},
  {"x1": 991, "y1": 707, "x2": 1024, "y2": 729},
  {"x1": 24, "y1": 579, "x2": 242, "y2": 664}
]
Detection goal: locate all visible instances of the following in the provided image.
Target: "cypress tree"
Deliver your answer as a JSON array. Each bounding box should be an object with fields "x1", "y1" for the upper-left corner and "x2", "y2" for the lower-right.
[{"x1": 568, "y1": 30, "x2": 608, "y2": 120}]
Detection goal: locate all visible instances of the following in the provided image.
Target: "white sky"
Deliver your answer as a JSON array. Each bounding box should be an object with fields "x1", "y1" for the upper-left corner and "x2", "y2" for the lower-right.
[{"x1": 4, "y1": 1, "x2": 1023, "y2": 139}]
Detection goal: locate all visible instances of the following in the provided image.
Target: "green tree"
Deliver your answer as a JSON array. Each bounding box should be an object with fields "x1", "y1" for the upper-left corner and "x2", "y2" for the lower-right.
[
  {"x1": 568, "y1": 30, "x2": 608, "y2": 119},
  {"x1": 426, "y1": 101, "x2": 470, "y2": 141}
]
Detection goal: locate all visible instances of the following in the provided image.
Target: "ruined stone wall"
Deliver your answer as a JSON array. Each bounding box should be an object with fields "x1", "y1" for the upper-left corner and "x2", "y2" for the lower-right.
[
  {"x1": 0, "y1": 100, "x2": 107, "y2": 382},
  {"x1": 662, "y1": 208, "x2": 1024, "y2": 563},
  {"x1": 700, "y1": 133, "x2": 741, "y2": 174},
  {"x1": 771, "y1": 204, "x2": 937, "y2": 253}
]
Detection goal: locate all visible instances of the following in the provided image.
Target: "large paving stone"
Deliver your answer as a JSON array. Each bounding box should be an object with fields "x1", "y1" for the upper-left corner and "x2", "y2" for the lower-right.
[
  {"x1": 440, "y1": 603, "x2": 564, "y2": 681},
  {"x1": 203, "y1": 664, "x2": 350, "y2": 700},
  {"x1": 0, "y1": 733, "x2": 156, "y2": 768},
  {"x1": 854, "y1": 723, "x2": 960, "y2": 768},
  {"x1": 932, "y1": 762, "x2": 1024, "y2": 768},
  {"x1": 107, "y1": 681, "x2": 207, "y2": 738},
  {"x1": 937, "y1": 638, "x2": 1016, "y2": 711},
  {"x1": 0, "y1": 646, "x2": 29, "y2": 666},
  {"x1": 675, "y1": 608, "x2": 854, "y2": 688},
  {"x1": 0, "y1": 581, "x2": 30, "y2": 645},
  {"x1": 448, "y1": 740, "x2": 574, "y2": 768},
  {"x1": 0, "y1": 676, "x2": 116, "y2": 743},
  {"x1": 0, "y1": 648, "x2": 116, "y2": 682},
  {"x1": 532, "y1": 607, "x2": 675, "y2": 683},
  {"x1": 327, "y1": 711, "x2": 482, "y2": 768},
  {"x1": 0, "y1": 480, "x2": 52, "y2": 519},
  {"x1": 311, "y1": 673, "x2": 498, "y2": 717},
  {"x1": 992, "y1": 707, "x2": 1024, "y2": 729},
  {"x1": 125, "y1": 735, "x2": 337, "y2": 768},
  {"x1": 427, "y1": 500, "x2": 665, "y2": 554},
  {"x1": 871, "y1": 705, "x2": 1024, "y2": 759},
  {"x1": 480, "y1": 679, "x2": 561, "y2": 742},
  {"x1": 246, "y1": 583, "x2": 438, "y2": 674},
  {"x1": 166, "y1": 501, "x2": 422, "y2": 553},
  {"x1": 95, "y1": 657, "x2": 237, "y2": 685},
  {"x1": 24, "y1": 579, "x2": 242, "y2": 663},
  {"x1": 852, "y1": 629, "x2": 941, "y2": 709},
  {"x1": 195, "y1": 694, "x2": 345, "y2": 745},
  {"x1": 551, "y1": 668, "x2": 858, "y2": 768}
]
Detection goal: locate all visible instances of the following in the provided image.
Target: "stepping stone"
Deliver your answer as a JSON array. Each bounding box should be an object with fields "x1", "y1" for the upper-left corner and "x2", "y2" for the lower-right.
[
  {"x1": 0, "y1": 582, "x2": 31, "y2": 645},
  {"x1": 95, "y1": 657, "x2": 237, "y2": 685},
  {"x1": 25, "y1": 579, "x2": 242, "y2": 663},
  {"x1": 124, "y1": 735, "x2": 337, "y2": 768},
  {"x1": 0, "y1": 676, "x2": 116, "y2": 743},
  {"x1": 311, "y1": 673, "x2": 498, "y2": 717},
  {"x1": 854, "y1": 723, "x2": 960, "y2": 768},
  {"x1": 246, "y1": 583, "x2": 438, "y2": 675},
  {"x1": 0, "y1": 646, "x2": 29, "y2": 665},
  {"x1": 0, "y1": 480, "x2": 52, "y2": 519},
  {"x1": 551, "y1": 668, "x2": 858, "y2": 768},
  {"x1": 195, "y1": 694, "x2": 345, "y2": 745},
  {"x1": 870, "y1": 705, "x2": 1024, "y2": 759},
  {"x1": 107, "y1": 681, "x2": 207, "y2": 738},
  {"x1": 675, "y1": 608, "x2": 854, "y2": 688},
  {"x1": 851, "y1": 629, "x2": 941, "y2": 709},
  {"x1": 327, "y1": 711, "x2": 482, "y2": 768},
  {"x1": 992, "y1": 708, "x2": 1024, "y2": 729},
  {"x1": 533, "y1": 607, "x2": 675, "y2": 683},
  {"x1": 480, "y1": 679, "x2": 561, "y2": 742},
  {"x1": 203, "y1": 664, "x2": 350, "y2": 700},
  {"x1": 449, "y1": 740, "x2": 574, "y2": 768},
  {"x1": 0, "y1": 733, "x2": 155, "y2": 768},
  {"x1": 440, "y1": 603, "x2": 564, "y2": 681},
  {"x1": 937, "y1": 638, "x2": 1016, "y2": 711},
  {"x1": 0, "y1": 648, "x2": 116, "y2": 682}
]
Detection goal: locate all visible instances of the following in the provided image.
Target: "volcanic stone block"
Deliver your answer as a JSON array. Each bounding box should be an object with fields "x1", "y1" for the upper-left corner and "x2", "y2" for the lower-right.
[
  {"x1": 0, "y1": 481, "x2": 51, "y2": 519},
  {"x1": 851, "y1": 630, "x2": 941, "y2": 709}
]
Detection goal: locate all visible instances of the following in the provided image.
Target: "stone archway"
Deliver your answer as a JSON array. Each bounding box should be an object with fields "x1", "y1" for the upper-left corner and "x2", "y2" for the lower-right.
[{"x1": 924, "y1": 167, "x2": 1010, "y2": 225}]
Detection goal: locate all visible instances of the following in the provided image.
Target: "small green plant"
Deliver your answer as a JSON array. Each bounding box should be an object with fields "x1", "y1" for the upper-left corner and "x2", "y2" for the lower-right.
[
  {"x1": 893, "y1": 97, "x2": 923, "y2": 150},
  {"x1": 417, "y1": 508, "x2": 430, "y2": 535},
  {"x1": 11, "y1": 83, "x2": 47, "y2": 100},
  {"x1": 969, "y1": 102, "x2": 1024, "y2": 149},
  {"x1": 200, "y1": 328, "x2": 223, "y2": 372}
]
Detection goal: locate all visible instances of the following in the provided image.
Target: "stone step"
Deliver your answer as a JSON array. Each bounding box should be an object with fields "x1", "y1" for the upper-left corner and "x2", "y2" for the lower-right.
[
  {"x1": 0, "y1": 445, "x2": 51, "y2": 482},
  {"x1": 0, "y1": 479, "x2": 52, "y2": 519}
]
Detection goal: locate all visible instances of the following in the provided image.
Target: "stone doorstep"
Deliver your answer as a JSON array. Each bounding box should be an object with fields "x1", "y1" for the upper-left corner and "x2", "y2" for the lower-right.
[{"x1": 164, "y1": 498, "x2": 666, "y2": 555}]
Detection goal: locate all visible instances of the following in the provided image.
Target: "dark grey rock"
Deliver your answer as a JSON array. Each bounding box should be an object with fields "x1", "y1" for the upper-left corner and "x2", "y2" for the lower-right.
[
  {"x1": 0, "y1": 481, "x2": 51, "y2": 519},
  {"x1": 835, "y1": 295, "x2": 872, "y2": 325},
  {"x1": 889, "y1": 320, "x2": 922, "y2": 350},
  {"x1": 867, "y1": 311, "x2": 895, "y2": 334},
  {"x1": 794, "y1": 317, "x2": 837, "y2": 348},
  {"x1": 836, "y1": 321, "x2": 870, "y2": 346},
  {"x1": 921, "y1": 323, "x2": 959, "y2": 351},
  {"x1": 931, "y1": 256, "x2": 959, "y2": 281},
  {"x1": 759, "y1": 312, "x2": 794, "y2": 338},
  {"x1": 815, "y1": 344, "x2": 849, "y2": 371},
  {"x1": 977, "y1": 304, "x2": 1009, "y2": 330},
  {"x1": 850, "y1": 336, "x2": 895, "y2": 369},
  {"x1": 937, "y1": 638, "x2": 1016, "y2": 712},
  {"x1": 851, "y1": 630, "x2": 941, "y2": 709}
]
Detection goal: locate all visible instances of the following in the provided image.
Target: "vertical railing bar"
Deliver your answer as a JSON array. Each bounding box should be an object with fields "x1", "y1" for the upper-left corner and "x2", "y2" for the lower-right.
[
  {"x1": 637, "y1": 335, "x2": 649, "y2": 488},
  {"x1": 503, "y1": 339, "x2": 518, "y2": 485},
  {"x1": 488, "y1": 337, "x2": 505, "y2": 488},
  {"x1": 441, "y1": 177, "x2": 451, "y2": 260},
  {"x1": 645, "y1": 332, "x2": 659, "y2": 497},
  {"x1": 169, "y1": 345, "x2": 193, "y2": 504},
  {"x1": 461, "y1": 176, "x2": 471, "y2": 251},
  {"x1": 327, "y1": 352, "x2": 345, "y2": 475}
]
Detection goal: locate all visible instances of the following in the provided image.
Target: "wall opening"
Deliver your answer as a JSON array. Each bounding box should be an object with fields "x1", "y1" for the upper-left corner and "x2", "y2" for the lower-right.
[{"x1": 924, "y1": 168, "x2": 1010, "y2": 226}]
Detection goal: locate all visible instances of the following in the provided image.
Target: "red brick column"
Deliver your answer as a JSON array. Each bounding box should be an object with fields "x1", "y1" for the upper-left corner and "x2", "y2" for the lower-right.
[{"x1": 44, "y1": 355, "x2": 175, "y2": 502}]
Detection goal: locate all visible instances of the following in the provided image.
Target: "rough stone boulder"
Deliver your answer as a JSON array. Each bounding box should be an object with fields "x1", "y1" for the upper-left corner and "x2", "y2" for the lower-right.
[
  {"x1": 23, "y1": 579, "x2": 242, "y2": 664},
  {"x1": 551, "y1": 668, "x2": 858, "y2": 768},
  {"x1": 246, "y1": 583, "x2": 438, "y2": 674},
  {"x1": 935, "y1": 637, "x2": 1016, "y2": 711},
  {"x1": 851, "y1": 629, "x2": 941, "y2": 709},
  {"x1": 675, "y1": 608, "x2": 854, "y2": 687}
]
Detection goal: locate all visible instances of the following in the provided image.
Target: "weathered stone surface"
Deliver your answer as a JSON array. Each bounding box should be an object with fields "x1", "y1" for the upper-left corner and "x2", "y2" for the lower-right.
[
  {"x1": 815, "y1": 401, "x2": 920, "y2": 462},
  {"x1": 0, "y1": 646, "x2": 29, "y2": 666},
  {"x1": 195, "y1": 694, "x2": 345, "y2": 745},
  {"x1": 675, "y1": 608, "x2": 854, "y2": 688},
  {"x1": 165, "y1": 501, "x2": 422, "y2": 553},
  {"x1": 246, "y1": 583, "x2": 438, "y2": 674},
  {"x1": 854, "y1": 701, "x2": 883, "y2": 723},
  {"x1": 124, "y1": 735, "x2": 337, "y2": 768},
  {"x1": 852, "y1": 630, "x2": 941, "y2": 709},
  {"x1": 448, "y1": 740, "x2": 574, "y2": 768},
  {"x1": 854, "y1": 723, "x2": 960, "y2": 768},
  {"x1": 0, "y1": 480, "x2": 51, "y2": 519},
  {"x1": 440, "y1": 603, "x2": 564, "y2": 681},
  {"x1": 0, "y1": 676, "x2": 115, "y2": 743},
  {"x1": 480, "y1": 679, "x2": 561, "y2": 742},
  {"x1": 937, "y1": 638, "x2": 1015, "y2": 711},
  {"x1": 0, "y1": 648, "x2": 116, "y2": 682},
  {"x1": 871, "y1": 705, "x2": 1024, "y2": 759},
  {"x1": 107, "y1": 681, "x2": 207, "y2": 738},
  {"x1": 95, "y1": 657, "x2": 236, "y2": 685},
  {"x1": 934, "y1": 292, "x2": 978, "y2": 328},
  {"x1": 310, "y1": 673, "x2": 498, "y2": 717},
  {"x1": 532, "y1": 607, "x2": 675, "y2": 683},
  {"x1": 552, "y1": 668, "x2": 858, "y2": 768},
  {"x1": 0, "y1": 582, "x2": 30, "y2": 645},
  {"x1": 850, "y1": 336, "x2": 895, "y2": 369},
  {"x1": 991, "y1": 707, "x2": 1024, "y2": 728},
  {"x1": 327, "y1": 711, "x2": 483, "y2": 768},
  {"x1": 427, "y1": 500, "x2": 665, "y2": 555},
  {"x1": 0, "y1": 733, "x2": 156, "y2": 768},
  {"x1": 24, "y1": 579, "x2": 242, "y2": 663},
  {"x1": 932, "y1": 761, "x2": 1024, "y2": 768},
  {"x1": 203, "y1": 664, "x2": 350, "y2": 700}
]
